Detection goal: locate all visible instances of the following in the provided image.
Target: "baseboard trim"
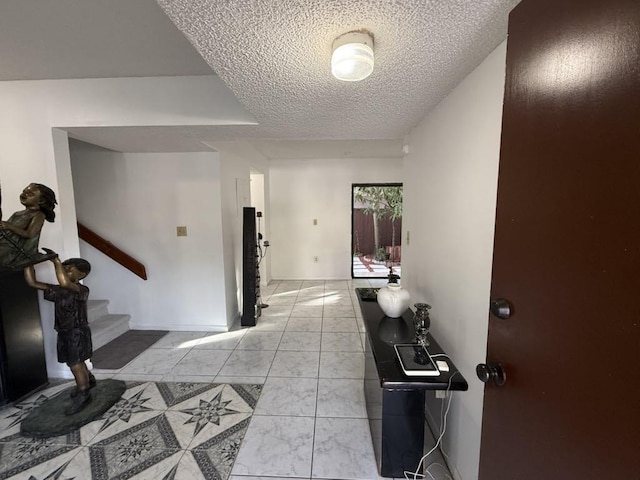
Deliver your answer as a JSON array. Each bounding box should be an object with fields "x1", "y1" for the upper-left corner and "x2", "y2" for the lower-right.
[{"x1": 128, "y1": 323, "x2": 229, "y2": 333}]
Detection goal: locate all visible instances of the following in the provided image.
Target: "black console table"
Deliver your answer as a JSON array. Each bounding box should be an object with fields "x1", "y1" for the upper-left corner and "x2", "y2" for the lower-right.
[
  {"x1": 0, "y1": 270, "x2": 48, "y2": 404},
  {"x1": 356, "y1": 288, "x2": 468, "y2": 478}
]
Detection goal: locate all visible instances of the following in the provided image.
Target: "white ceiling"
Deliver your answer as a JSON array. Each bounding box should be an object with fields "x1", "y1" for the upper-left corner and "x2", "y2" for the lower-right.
[{"x1": 0, "y1": 0, "x2": 520, "y2": 158}]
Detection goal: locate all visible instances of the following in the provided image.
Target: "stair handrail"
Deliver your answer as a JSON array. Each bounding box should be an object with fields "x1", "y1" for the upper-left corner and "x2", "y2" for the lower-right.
[{"x1": 77, "y1": 222, "x2": 148, "y2": 280}]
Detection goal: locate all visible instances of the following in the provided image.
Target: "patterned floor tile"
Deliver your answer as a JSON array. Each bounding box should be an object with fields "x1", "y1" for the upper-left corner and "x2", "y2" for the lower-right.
[
  {"x1": 0, "y1": 281, "x2": 391, "y2": 479},
  {"x1": 0, "y1": 384, "x2": 74, "y2": 441},
  {"x1": 156, "y1": 382, "x2": 221, "y2": 408},
  {"x1": 0, "y1": 447, "x2": 82, "y2": 480},
  {"x1": 0, "y1": 381, "x2": 261, "y2": 480},
  {"x1": 0, "y1": 431, "x2": 81, "y2": 479},
  {"x1": 164, "y1": 384, "x2": 255, "y2": 449},
  {"x1": 189, "y1": 416, "x2": 253, "y2": 479}
]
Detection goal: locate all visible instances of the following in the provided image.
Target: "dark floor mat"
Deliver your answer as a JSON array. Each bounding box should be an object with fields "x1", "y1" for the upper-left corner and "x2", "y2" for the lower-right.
[{"x1": 91, "y1": 330, "x2": 169, "y2": 369}]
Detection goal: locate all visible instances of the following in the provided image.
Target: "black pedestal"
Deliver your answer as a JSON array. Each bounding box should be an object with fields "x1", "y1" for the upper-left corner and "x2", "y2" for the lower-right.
[
  {"x1": 381, "y1": 390, "x2": 426, "y2": 477},
  {"x1": 365, "y1": 337, "x2": 427, "y2": 477},
  {"x1": 357, "y1": 288, "x2": 468, "y2": 478},
  {"x1": 0, "y1": 270, "x2": 48, "y2": 404}
]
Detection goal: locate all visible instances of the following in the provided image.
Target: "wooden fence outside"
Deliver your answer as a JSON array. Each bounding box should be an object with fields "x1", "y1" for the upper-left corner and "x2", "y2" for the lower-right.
[{"x1": 352, "y1": 209, "x2": 402, "y2": 261}]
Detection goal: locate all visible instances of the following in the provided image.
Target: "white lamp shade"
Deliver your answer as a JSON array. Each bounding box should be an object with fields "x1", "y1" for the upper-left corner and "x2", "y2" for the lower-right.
[{"x1": 331, "y1": 31, "x2": 374, "y2": 82}]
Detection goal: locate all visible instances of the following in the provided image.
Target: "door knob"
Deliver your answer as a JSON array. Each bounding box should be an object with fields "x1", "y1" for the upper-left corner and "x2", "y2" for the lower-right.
[
  {"x1": 490, "y1": 298, "x2": 512, "y2": 319},
  {"x1": 476, "y1": 362, "x2": 507, "y2": 386}
]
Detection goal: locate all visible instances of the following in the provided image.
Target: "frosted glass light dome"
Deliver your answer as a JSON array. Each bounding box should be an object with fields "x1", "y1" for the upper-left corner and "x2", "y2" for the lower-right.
[{"x1": 331, "y1": 31, "x2": 374, "y2": 82}]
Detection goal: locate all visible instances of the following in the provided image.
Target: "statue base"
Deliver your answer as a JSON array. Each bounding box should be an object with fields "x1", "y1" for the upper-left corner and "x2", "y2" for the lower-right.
[{"x1": 20, "y1": 379, "x2": 126, "y2": 438}]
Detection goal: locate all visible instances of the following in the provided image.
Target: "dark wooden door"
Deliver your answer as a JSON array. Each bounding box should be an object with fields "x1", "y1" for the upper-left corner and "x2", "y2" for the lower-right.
[{"x1": 479, "y1": 0, "x2": 640, "y2": 478}]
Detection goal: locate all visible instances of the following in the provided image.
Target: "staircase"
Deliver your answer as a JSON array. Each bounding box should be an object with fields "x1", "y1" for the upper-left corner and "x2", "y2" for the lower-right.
[
  {"x1": 76, "y1": 223, "x2": 142, "y2": 349},
  {"x1": 87, "y1": 299, "x2": 130, "y2": 350}
]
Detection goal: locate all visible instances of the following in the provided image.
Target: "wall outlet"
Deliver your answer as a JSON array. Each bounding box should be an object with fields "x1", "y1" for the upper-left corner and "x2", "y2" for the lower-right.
[
  {"x1": 313, "y1": 218, "x2": 318, "y2": 225},
  {"x1": 435, "y1": 390, "x2": 447, "y2": 399},
  {"x1": 177, "y1": 226, "x2": 188, "y2": 237},
  {"x1": 406, "y1": 230, "x2": 410, "y2": 245},
  {"x1": 313, "y1": 256, "x2": 319, "y2": 263}
]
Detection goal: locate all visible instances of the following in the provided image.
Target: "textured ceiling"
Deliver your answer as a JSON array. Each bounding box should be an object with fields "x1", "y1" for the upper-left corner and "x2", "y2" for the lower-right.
[
  {"x1": 1, "y1": 0, "x2": 521, "y2": 156},
  {"x1": 157, "y1": 0, "x2": 521, "y2": 141}
]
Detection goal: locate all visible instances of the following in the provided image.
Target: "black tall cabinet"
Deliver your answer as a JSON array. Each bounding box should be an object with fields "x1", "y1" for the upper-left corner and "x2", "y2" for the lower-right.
[
  {"x1": 0, "y1": 270, "x2": 48, "y2": 404},
  {"x1": 241, "y1": 207, "x2": 261, "y2": 326}
]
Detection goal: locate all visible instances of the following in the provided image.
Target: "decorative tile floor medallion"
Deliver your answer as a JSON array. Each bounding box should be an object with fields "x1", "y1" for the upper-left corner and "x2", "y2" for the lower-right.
[{"x1": 0, "y1": 381, "x2": 261, "y2": 480}]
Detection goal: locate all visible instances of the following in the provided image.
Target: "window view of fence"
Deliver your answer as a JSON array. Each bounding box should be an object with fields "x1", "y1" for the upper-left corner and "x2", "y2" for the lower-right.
[{"x1": 352, "y1": 184, "x2": 402, "y2": 278}]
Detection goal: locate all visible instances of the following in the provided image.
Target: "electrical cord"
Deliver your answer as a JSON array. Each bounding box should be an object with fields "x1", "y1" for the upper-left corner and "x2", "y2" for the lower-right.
[
  {"x1": 430, "y1": 353, "x2": 455, "y2": 472},
  {"x1": 431, "y1": 353, "x2": 452, "y2": 459},
  {"x1": 257, "y1": 242, "x2": 269, "y2": 267},
  {"x1": 404, "y1": 370, "x2": 459, "y2": 480},
  {"x1": 254, "y1": 212, "x2": 269, "y2": 309},
  {"x1": 428, "y1": 353, "x2": 457, "y2": 477},
  {"x1": 256, "y1": 213, "x2": 269, "y2": 268},
  {"x1": 430, "y1": 353, "x2": 451, "y2": 360}
]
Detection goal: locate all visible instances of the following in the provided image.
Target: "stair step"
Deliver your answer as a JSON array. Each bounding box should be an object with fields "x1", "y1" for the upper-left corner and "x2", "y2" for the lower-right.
[
  {"x1": 87, "y1": 299, "x2": 110, "y2": 323},
  {"x1": 90, "y1": 314, "x2": 131, "y2": 351}
]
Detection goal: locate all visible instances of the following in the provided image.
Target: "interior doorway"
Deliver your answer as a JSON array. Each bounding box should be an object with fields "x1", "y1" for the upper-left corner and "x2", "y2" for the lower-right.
[
  {"x1": 250, "y1": 171, "x2": 268, "y2": 287},
  {"x1": 351, "y1": 183, "x2": 403, "y2": 279}
]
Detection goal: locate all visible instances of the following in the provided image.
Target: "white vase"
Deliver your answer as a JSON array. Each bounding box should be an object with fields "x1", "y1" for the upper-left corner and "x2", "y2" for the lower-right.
[{"x1": 377, "y1": 283, "x2": 410, "y2": 318}]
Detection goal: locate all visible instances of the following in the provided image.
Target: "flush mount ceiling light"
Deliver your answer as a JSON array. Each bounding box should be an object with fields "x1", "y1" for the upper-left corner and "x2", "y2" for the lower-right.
[{"x1": 331, "y1": 31, "x2": 374, "y2": 82}]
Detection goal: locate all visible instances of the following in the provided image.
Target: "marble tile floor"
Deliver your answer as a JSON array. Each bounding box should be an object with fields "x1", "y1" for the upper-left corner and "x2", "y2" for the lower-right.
[{"x1": 1, "y1": 278, "x2": 434, "y2": 480}]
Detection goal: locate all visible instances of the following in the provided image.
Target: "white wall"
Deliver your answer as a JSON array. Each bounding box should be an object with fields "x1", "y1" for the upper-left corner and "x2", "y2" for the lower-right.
[
  {"x1": 70, "y1": 141, "x2": 228, "y2": 331},
  {"x1": 250, "y1": 172, "x2": 269, "y2": 286},
  {"x1": 402, "y1": 41, "x2": 507, "y2": 480},
  {"x1": 210, "y1": 142, "x2": 270, "y2": 327},
  {"x1": 269, "y1": 157, "x2": 402, "y2": 280},
  {"x1": 0, "y1": 75, "x2": 254, "y2": 377}
]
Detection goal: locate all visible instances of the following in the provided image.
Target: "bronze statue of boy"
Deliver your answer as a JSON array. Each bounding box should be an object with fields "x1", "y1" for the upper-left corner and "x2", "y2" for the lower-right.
[{"x1": 24, "y1": 250, "x2": 96, "y2": 415}]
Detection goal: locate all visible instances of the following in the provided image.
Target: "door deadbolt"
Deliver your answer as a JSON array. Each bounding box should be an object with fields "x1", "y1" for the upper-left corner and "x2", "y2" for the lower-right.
[
  {"x1": 490, "y1": 298, "x2": 512, "y2": 319},
  {"x1": 476, "y1": 362, "x2": 507, "y2": 386}
]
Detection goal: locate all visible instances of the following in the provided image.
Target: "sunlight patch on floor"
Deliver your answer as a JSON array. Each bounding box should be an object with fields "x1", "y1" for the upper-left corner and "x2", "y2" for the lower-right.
[
  {"x1": 323, "y1": 292, "x2": 346, "y2": 305},
  {"x1": 189, "y1": 330, "x2": 244, "y2": 347}
]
